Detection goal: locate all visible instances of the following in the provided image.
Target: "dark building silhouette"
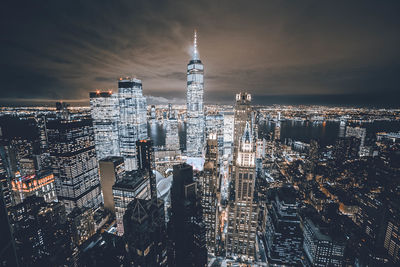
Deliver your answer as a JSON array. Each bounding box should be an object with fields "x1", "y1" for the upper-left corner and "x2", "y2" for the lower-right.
[
  {"x1": 123, "y1": 197, "x2": 167, "y2": 266},
  {"x1": 9, "y1": 196, "x2": 71, "y2": 266},
  {"x1": 123, "y1": 139, "x2": 167, "y2": 266},
  {"x1": 264, "y1": 186, "x2": 303, "y2": 265},
  {"x1": 0, "y1": 182, "x2": 19, "y2": 267},
  {"x1": 167, "y1": 163, "x2": 207, "y2": 267}
]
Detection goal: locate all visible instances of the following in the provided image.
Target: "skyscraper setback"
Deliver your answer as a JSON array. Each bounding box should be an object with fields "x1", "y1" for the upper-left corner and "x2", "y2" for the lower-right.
[{"x1": 186, "y1": 30, "x2": 205, "y2": 157}]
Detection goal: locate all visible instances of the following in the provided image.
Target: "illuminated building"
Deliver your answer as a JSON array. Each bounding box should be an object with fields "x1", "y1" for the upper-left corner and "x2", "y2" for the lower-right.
[
  {"x1": 0, "y1": 182, "x2": 18, "y2": 267},
  {"x1": 382, "y1": 201, "x2": 400, "y2": 264},
  {"x1": 200, "y1": 134, "x2": 220, "y2": 253},
  {"x1": 118, "y1": 77, "x2": 148, "y2": 171},
  {"x1": 47, "y1": 114, "x2": 102, "y2": 213},
  {"x1": 165, "y1": 112, "x2": 180, "y2": 151},
  {"x1": 223, "y1": 111, "x2": 234, "y2": 157},
  {"x1": 302, "y1": 217, "x2": 345, "y2": 267},
  {"x1": 150, "y1": 105, "x2": 156, "y2": 120},
  {"x1": 186, "y1": 30, "x2": 205, "y2": 157},
  {"x1": 205, "y1": 113, "x2": 224, "y2": 156},
  {"x1": 98, "y1": 156, "x2": 125, "y2": 214},
  {"x1": 226, "y1": 93, "x2": 258, "y2": 261},
  {"x1": 11, "y1": 171, "x2": 56, "y2": 204},
  {"x1": 68, "y1": 207, "x2": 95, "y2": 247},
  {"x1": 167, "y1": 163, "x2": 207, "y2": 266},
  {"x1": 112, "y1": 171, "x2": 150, "y2": 236},
  {"x1": 9, "y1": 196, "x2": 71, "y2": 266},
  {"x1": 264, "y1": 186, "x2": 303, "y2": 265},
  {"x1": 226, "y1": 121, "x2": 258, "y2": 261},
  {"x1": 89, "y1": 91, "x2": 120, "y2": 160}
]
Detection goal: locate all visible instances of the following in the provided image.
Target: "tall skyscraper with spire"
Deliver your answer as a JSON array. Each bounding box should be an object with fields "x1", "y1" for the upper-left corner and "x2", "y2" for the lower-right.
[{"x1": 186, "y1": 30, "x2": 205, "y2": 157}]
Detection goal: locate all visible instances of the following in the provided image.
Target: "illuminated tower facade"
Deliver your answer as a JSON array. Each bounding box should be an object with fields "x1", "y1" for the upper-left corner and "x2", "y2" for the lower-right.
[
  {"x1": 118, "y1": 78, "x2": 148, "y2": 171},
  {"x1": 226, "y1": 93, "x2": 258, "y2": 261},
  {"x1": 186, "y1": 30, "x2": 205, "y2": 157},
  {"x1": 200, "y1": 134, "x2": 220, "y2": 253},
  {"x1": 89, "y1": 91, "x2": 120, "y2": 160}
]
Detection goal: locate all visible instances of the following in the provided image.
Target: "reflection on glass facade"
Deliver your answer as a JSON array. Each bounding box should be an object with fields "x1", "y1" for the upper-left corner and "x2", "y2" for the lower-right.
[
  {"x1": 186, "y1": 30, "x2": 205, "y2": 157},
  {"x1": 118, "y1": 78, "x2": 148, "y2": 171}
]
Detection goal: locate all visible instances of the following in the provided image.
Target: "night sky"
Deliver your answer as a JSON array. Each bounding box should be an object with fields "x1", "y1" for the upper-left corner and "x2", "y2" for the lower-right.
[{"x1": 1, "y1": 0, "x2": 399, "y2": 106}]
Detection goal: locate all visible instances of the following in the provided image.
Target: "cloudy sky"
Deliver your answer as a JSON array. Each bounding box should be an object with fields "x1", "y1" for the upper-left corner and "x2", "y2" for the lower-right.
[{"x1": 1, "y1": 0, "x2": 399, "y2": 106}]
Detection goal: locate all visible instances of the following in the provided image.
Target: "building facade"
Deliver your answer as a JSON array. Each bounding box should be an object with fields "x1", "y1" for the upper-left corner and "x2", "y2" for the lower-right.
[
  {"x1": 200, "y1": 134, "x2": 220, "y2": 254},
  {"x1": 98, "y1": 156, "x2": 125, "y2": 214},
  {"x1": 89, "y1": 91, "x2": 120, "y2": 161},
  {"x1": 118, "y1": 78, "x2": 148, "y2": 171},
  {"x1": 186, "y1": 30, "x2": 205, "y2": 157},
  {"x1": 47, "y1": 117, "x2": 102, "y2": 213}
]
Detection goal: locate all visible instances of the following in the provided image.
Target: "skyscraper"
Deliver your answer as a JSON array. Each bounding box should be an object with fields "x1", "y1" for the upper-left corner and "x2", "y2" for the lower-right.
[
  {"x1": 0, "y1": 182, "x2": 19, "y2": 267},
  {"x1": 165, "y1": 108, "x2": 180, "y2": 151},
  {"x1": 47, "y1": 112, "x2": 102, "y2": 213},
  {"x1": 226, "y1": 92, "x2": 258, "y2": 261},
  {"x1": 99, "y1": 156, "x2": 125, "y2": 214},
  {"x1": 205, "y1": 113, "x2": 224, "y2": 156},
  {"x1": 124, "y1": 139, "x2": 168, "y2": 266},
  {"x1": 186, "y1": 30, "x2": 205, "y2": 157},
  {"x1": 118, "y1": 78, "x2": 148, "y2": 171},
  {"x1": 200, "y1": 134, "x2": 220, "y2": 254},
  {"x1": 167, "y1": 163, "x2": 207, "y2": 266},
  {"x1": 89, "y1": 91, "x2": 120, "y2": 161}
]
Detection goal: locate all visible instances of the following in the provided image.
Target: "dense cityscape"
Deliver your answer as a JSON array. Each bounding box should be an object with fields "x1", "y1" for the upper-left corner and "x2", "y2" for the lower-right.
[{"x1": 1, "y1": 2, "x2": 400, "y2": 267}]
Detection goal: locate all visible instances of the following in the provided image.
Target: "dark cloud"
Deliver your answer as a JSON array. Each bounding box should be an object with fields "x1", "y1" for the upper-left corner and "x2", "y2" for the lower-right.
[{"x1": 0, "y1": 0, "x2": 399, "y2": 106}]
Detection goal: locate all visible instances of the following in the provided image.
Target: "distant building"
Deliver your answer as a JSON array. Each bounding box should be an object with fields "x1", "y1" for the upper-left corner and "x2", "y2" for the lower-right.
[
  {"x1": 165, "y1": 116, "x2": 180, "y2": 151},
  {"x1": 334, "y1": 137, "x2": 360, "y2": 163},
  {"x1": 200, "y1": 134, "x2": 220, "y2": 253},
  {"x1": 167, "y1": 163, "x2": 207, "y2": 266},
  {"x1": 205, "y1": 113, "x2": 224, "y2": 156},
  {"x1": 47, "y1": 115, "x2": 102, "y2": 213},
  {"x1": 99, "y1": 156, "x2": 125, "y2": 214},
  {"x1": 223, "y1": 112, "x2": 234, "y2": 157},
  {"x1": 346, "y1": 126, "x2": 366, "y2": 148},
  {"x1": 186, "y1": 30, "x2": 205, "y2": 157},
  {"x1": 89, "y1": 91, "x2": 120, "y2": 161},
  {"x1": 150, "y1": 105, "x2": 156, "y2": 120},
  {"x1": 118, "y1": 77, "x2": 148, "y2": 171},
  {"x1": 11, "y1": 170, "x2": 56, "y2": 204}
]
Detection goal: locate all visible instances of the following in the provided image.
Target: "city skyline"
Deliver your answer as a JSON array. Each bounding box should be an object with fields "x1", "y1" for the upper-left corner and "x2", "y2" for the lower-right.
[{"x1": 1, "y1": 1, "x2": 400, "y2": 107}]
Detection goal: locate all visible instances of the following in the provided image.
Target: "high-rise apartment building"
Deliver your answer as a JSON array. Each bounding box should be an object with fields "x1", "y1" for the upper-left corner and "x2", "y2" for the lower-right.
[
  {"x1": 47, "y1": 113, "x2": 102, "y2": 213},
  {"x1": 118, "y1": 78, "x2": 148, "y2": 171},
  {"x1": 186, "y1": 30, "x2": 205, "y2": 157},
  {"x1": 200, "y1": 134, "x2": 220, "y2": 254},
  {"x1": 226, "y1": 92, "x2": 258, "y2": 261},
  {"x1": 89, "y1": 91, "x2": 120, "y2": 161},
  {"x1": 99, "y1": 156, "x2": 125, "y2": 214}
]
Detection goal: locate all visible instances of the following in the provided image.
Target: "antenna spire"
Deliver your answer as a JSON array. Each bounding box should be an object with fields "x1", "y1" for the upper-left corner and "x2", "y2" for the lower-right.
[{"x1": 193, "y1": 29, "x2": 199, "y2": 60}]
